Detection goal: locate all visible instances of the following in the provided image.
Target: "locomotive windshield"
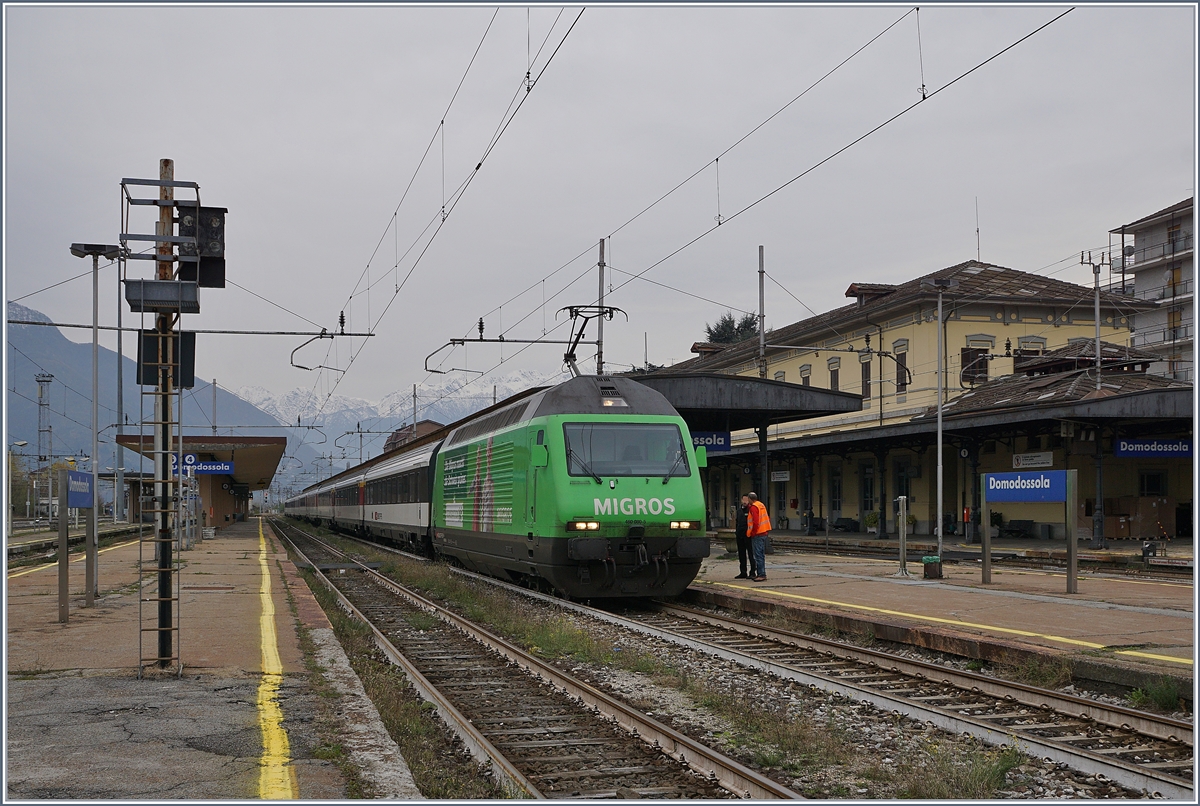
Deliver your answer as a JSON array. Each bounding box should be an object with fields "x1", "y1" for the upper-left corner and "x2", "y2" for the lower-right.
[{"x1": 562, "y1": 423, "x2": 690, "y2": 478}]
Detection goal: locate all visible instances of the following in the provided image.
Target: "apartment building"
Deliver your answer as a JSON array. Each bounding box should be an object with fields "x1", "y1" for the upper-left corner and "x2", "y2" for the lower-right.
[{"x1": 1110, "y1": 198, "x2": 1194, "y2": 381}]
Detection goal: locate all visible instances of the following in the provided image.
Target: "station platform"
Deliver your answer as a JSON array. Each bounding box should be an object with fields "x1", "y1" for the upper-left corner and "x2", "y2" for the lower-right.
[
  {"x1": 4, "y1": 519, "x2": 421, "y2": 800},
  {"x1": 6, "y1": 521, "x2": 144, "y2": 557},
  {"x1": 695, "y1": 531, "x2": 1194, "y2": 693}
]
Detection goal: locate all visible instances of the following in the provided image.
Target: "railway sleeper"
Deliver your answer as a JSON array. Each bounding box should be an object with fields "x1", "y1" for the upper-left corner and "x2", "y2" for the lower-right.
[{"x1": 535, "y1": 766, "x2": 664, "y2": 780}]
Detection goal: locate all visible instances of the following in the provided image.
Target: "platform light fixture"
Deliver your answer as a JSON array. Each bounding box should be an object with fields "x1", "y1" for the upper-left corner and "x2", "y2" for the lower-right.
[
  {"x1": 920, "y1": 276, "x2": 959, "y2": 566},
  {"x1": 71, "y1": 242, "x2": 121, "y2": 603}
]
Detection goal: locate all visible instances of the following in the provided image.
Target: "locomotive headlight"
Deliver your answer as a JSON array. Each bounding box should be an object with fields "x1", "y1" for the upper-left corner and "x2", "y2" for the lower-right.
[
  {"x1": 566, "y1": 520, "x2": 601, "y2": 531},
  {"x1": 670, "y1": 521, "x2": 696, "y2": 530}
]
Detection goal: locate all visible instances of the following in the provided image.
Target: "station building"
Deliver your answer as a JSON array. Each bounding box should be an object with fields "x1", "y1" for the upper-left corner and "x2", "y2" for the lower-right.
[
  {"x1": 116, "y1": 435, "x2": 286, "y2": 528},
  {"x1": 643, "y1": 259, "x2": 1193, "y2": 542}
]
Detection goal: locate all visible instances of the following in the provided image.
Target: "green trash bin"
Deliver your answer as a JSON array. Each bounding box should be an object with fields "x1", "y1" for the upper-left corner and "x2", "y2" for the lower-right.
[{"x1": 922, "y1": 555, "x2": 942, "y2": 579}]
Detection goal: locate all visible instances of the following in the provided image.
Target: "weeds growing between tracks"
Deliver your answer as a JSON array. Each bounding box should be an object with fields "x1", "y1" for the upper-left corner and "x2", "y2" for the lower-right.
[
  {"x1": 300, "y1": 567, "x2": 505, "y2": 799},
  {"x1": 366, "y1": 551, "x2": 1034, "y2": 799}
]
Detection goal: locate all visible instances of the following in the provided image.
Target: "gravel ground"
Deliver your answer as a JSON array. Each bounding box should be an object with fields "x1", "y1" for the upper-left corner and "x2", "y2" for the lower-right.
[
  {"x1": 543, "y1": 611, "x2": 1150, "y2": 799},
  {"x1": 690, "y1": 601, "x2": 1194, "y2": 725},
  {"x1": 322, "y1": 534, "x2": 1178, "y2": 799}
]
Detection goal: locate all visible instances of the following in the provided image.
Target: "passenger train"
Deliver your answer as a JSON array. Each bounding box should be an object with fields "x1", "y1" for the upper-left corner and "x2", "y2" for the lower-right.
[{"x1": 285, "y1": 375, "x2": 711, "y2": 598}]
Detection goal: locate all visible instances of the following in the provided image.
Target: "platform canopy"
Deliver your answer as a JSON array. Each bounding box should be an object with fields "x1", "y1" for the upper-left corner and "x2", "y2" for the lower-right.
[
  {"x1": 628, "y1": 372, "x2": 863, "y2": 432},
  {"x1": 115, "y1": 435, "x2": 287, "y2": 490}
]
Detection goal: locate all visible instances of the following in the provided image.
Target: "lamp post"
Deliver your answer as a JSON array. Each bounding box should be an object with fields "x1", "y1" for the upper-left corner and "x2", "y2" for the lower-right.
[
  {"x1": 8, "y1": 441, "x2": 28, "y2": 537},
  {"x1": 105, "y1": 467, "x2": 127, "y2": 524},
  {"x1": 921, "y1": 276, "x2": 959, "y2": 566},
  {"x1": 70, "y1": 243, "x2": 121, "y2": 603}
]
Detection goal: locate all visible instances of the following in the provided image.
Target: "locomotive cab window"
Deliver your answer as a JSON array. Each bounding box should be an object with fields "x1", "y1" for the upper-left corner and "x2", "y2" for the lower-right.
[{"x1": 562, "y1": 422, "x2": 690, "y2": 478}]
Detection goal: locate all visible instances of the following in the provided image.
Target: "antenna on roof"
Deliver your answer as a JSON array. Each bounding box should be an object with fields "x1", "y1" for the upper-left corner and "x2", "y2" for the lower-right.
[{"x1": 975, "y1": 197, "x2": 981, "y2": 262}]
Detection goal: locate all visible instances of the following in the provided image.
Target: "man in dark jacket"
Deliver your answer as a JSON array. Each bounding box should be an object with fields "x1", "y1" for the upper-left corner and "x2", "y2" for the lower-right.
[{"x1": 735, "y1": 494, "x2": 757, "y2": 579}]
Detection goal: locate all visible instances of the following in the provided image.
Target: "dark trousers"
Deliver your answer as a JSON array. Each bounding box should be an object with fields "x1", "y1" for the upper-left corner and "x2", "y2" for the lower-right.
[{"x1": 736, "y1": 534, "x2": 757, "y2": 576}]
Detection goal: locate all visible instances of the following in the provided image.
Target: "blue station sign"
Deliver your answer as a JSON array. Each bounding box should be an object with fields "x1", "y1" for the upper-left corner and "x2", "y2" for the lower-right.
[
  {"x1": 985, "y1": 470, "x2": 1067, "y2": 503},
  {"x1": 171, "y1": 454, "x2": 234, "y2": 475},
  {"x1": 691, "y1": 431, "x2": 732, "y2": 452},
  {"x1": 66, "y1": 470, "x2": 94, "y2": 509},
  {"x1": 1113, "y1": 438, "x2": 1192, "y2": 458}
]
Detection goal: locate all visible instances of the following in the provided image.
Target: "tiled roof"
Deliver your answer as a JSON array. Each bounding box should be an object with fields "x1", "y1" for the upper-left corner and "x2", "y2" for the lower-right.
[
  {"x1": 648, "y1": 260, "x2": 1148, "y2": 376},
  {"x1": 911, "y1": 368, "x2": 1190, "y2": 421},
  {"x1": 1110, "y1": 198, "x2": 1193, "y2": 233},
  {"x1": 1014, "y1": 339, "x2": 1160, "y2": 374}
]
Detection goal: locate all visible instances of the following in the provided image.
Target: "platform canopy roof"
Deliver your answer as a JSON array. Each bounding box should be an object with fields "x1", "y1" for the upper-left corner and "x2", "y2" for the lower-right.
[
  {"x1": 628, "y1": 373, "x2": 863, "y2": 432},
  {"x1": 115, "y1": 435, "x2": 287, "y2": 490}
]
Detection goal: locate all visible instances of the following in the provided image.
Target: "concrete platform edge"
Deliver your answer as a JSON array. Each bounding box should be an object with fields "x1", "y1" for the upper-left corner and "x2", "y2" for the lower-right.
[
  {"x1": 265, "y1": 524, "x2": 424, "y2": 798},
  {"x1": 681, "y1": 586, "x2": 1194, "y2": 698}
]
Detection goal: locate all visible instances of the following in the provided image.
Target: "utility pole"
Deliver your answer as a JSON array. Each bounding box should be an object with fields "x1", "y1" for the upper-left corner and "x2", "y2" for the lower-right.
[
  {"x1": 757, "y1": 245, "x2": 770, "y2": 550},
  {"x1": 921, "y1": 276, "x2": 959, "y2": 569},
  {"x1": 212, "y1": 378, "x2": 218, "y2": 436},
  {"x1": 758, "y1": 245, "x2": 767, "y2": 379},
  {"x1": 155, "y1": 158, "x2": 175, "y2": 670},
  {"x1": 36, "y1": 374, "x2": 53, "y2": 520},
  {"x1": 596, "y1": 239, "x2": 605, "y2": 375},
  {"x1": 1082, "y1": 250, "x2": 1110, "y2": 549},
  {"x1": 116, "y1": 264, "x2": 125, "y2": 523}
]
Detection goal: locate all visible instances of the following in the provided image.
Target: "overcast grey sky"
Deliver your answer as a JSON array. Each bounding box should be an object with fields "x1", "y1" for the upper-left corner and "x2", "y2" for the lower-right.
[{"x1": 4, "y1": 3, "x2": 1195, "y2": 410}]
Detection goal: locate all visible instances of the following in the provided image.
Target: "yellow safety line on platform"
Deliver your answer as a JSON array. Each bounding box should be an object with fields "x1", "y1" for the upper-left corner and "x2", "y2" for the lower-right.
[
  {"x1": 801, "y1": 552, "x2": 1192, "y2": 589},
  {"x1": 6, "y1": 539, "x2": 139, "y2": 579},
  {"x1": 1114, "y1": 649, "x2": 1193, "y2": 665},
  {"x1": 256, "y1": 519, "x2": 296, "y2": 799},
  {"x1": 702, "y1": 580, "x2": 1194, "y2": 666}
]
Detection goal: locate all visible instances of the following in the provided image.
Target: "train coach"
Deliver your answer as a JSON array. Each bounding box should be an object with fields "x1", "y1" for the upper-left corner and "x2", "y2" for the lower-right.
[{"x1": 285, "y1": 375, "x2": 711, "y2": 598}]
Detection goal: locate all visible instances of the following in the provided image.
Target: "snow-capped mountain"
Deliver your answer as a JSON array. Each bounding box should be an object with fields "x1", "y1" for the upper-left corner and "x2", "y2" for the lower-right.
[{"x1": 235, "y1": 369, "x2": 570, "y2": 457}]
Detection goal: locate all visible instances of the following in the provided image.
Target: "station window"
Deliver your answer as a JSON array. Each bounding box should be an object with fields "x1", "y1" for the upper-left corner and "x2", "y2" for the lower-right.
[
  {"x1": 1139, "y1": 471, "x2": 1167, "y2": 497},
  {"x1": 829, "y1": 466, "x2": 842, "y2": 512},
  {"x1": 799, "y1": 364, "x2": 811, "y2": 387},
  {"x1": 893, "y1": 342, "x2": 908, "y2": 394},
  {"x1": 774, "y1": 370, "x2": 786, "y2": 382},
  {"x1": 1016, "y1": 335, "x2": 1046, "y2": 356},
  {"x1": 961, "y1": 347, "x2": 989, "y2": 383},
  {"x1": 860, "y1": 357, "x2": 871, "y2": 399},
  {"x1": 828, "y1": 357, "x2": 840, "y2": 392}
]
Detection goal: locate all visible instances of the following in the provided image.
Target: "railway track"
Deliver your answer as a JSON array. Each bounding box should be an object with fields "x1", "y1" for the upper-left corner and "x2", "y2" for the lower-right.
[
  {"x1": 277, "y1": 519, "x2": 1194, "y2": 797},
  {"x1": 438, "y1": 566, "x2": 1193, "y2": 799},
  {"x1": 270, "y1": 518, "x2": 802, "y2": 799}
]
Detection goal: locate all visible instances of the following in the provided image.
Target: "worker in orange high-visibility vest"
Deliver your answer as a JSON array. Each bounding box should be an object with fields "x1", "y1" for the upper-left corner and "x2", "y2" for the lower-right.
[{"x1": 746, "y1": 491, "x2": 771, "y2": 581}]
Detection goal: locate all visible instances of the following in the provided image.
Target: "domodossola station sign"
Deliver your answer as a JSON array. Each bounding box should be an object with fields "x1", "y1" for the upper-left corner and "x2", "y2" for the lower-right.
[
  {"x1": 982, "y1": 469, "x2": 1078, "y2": 592},
  {"x1": 1112, "y1": 438, "x2": 1192, "y2": 458},
  {"x1": 985, "y1": 470, "x2": 1067, "y2": 503}
]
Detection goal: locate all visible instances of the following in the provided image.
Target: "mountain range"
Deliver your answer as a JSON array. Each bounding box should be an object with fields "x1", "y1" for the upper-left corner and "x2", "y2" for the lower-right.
[
  {"x1": 234, "y1": 367, "x2": 569, "y2": 462},
  {"x1": 7, "y1": 301, "x2": 568, "y2": 495}
]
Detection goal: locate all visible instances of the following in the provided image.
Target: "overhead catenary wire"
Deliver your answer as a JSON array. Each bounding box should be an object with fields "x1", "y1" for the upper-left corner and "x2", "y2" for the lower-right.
[
  {"x1": 295, "y1": 7, "x2": 1078, "y2": 463},
  {"x1": 414, "y1": 5, "x2": 922, "y2": 388},
  {"x1": 605, "y1": 7, "x2": 1075, "y2": 301},
  {"x1": 387, "y1": 8, "x2": 1079, "y2": 438},
  {"x1": 291, "y1": 9, "x2": 585, "y2": 456}
]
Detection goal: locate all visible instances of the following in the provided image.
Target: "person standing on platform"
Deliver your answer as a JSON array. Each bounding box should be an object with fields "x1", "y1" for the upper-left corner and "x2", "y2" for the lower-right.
[
  {"x1": 747, "y1": 492, "x2": 772, "y2": 581},
  {"x1": 735, "y1": 494, "x2": 757, "y2": 579}
]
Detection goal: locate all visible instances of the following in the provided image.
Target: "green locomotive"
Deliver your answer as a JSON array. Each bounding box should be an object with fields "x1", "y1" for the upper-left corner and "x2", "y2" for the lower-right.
[{"x1": 432, "y1": 375, "x2": 710, "y2": 598}]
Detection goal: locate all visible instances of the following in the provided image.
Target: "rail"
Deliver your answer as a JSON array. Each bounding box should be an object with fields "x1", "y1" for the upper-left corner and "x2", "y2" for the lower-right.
[
  {"x1": 437, "y1": 561, "x2": 1193, "y2": 800},
  {"x1": 270, "y1": 518, "x2": 802, "y2": 799}
]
